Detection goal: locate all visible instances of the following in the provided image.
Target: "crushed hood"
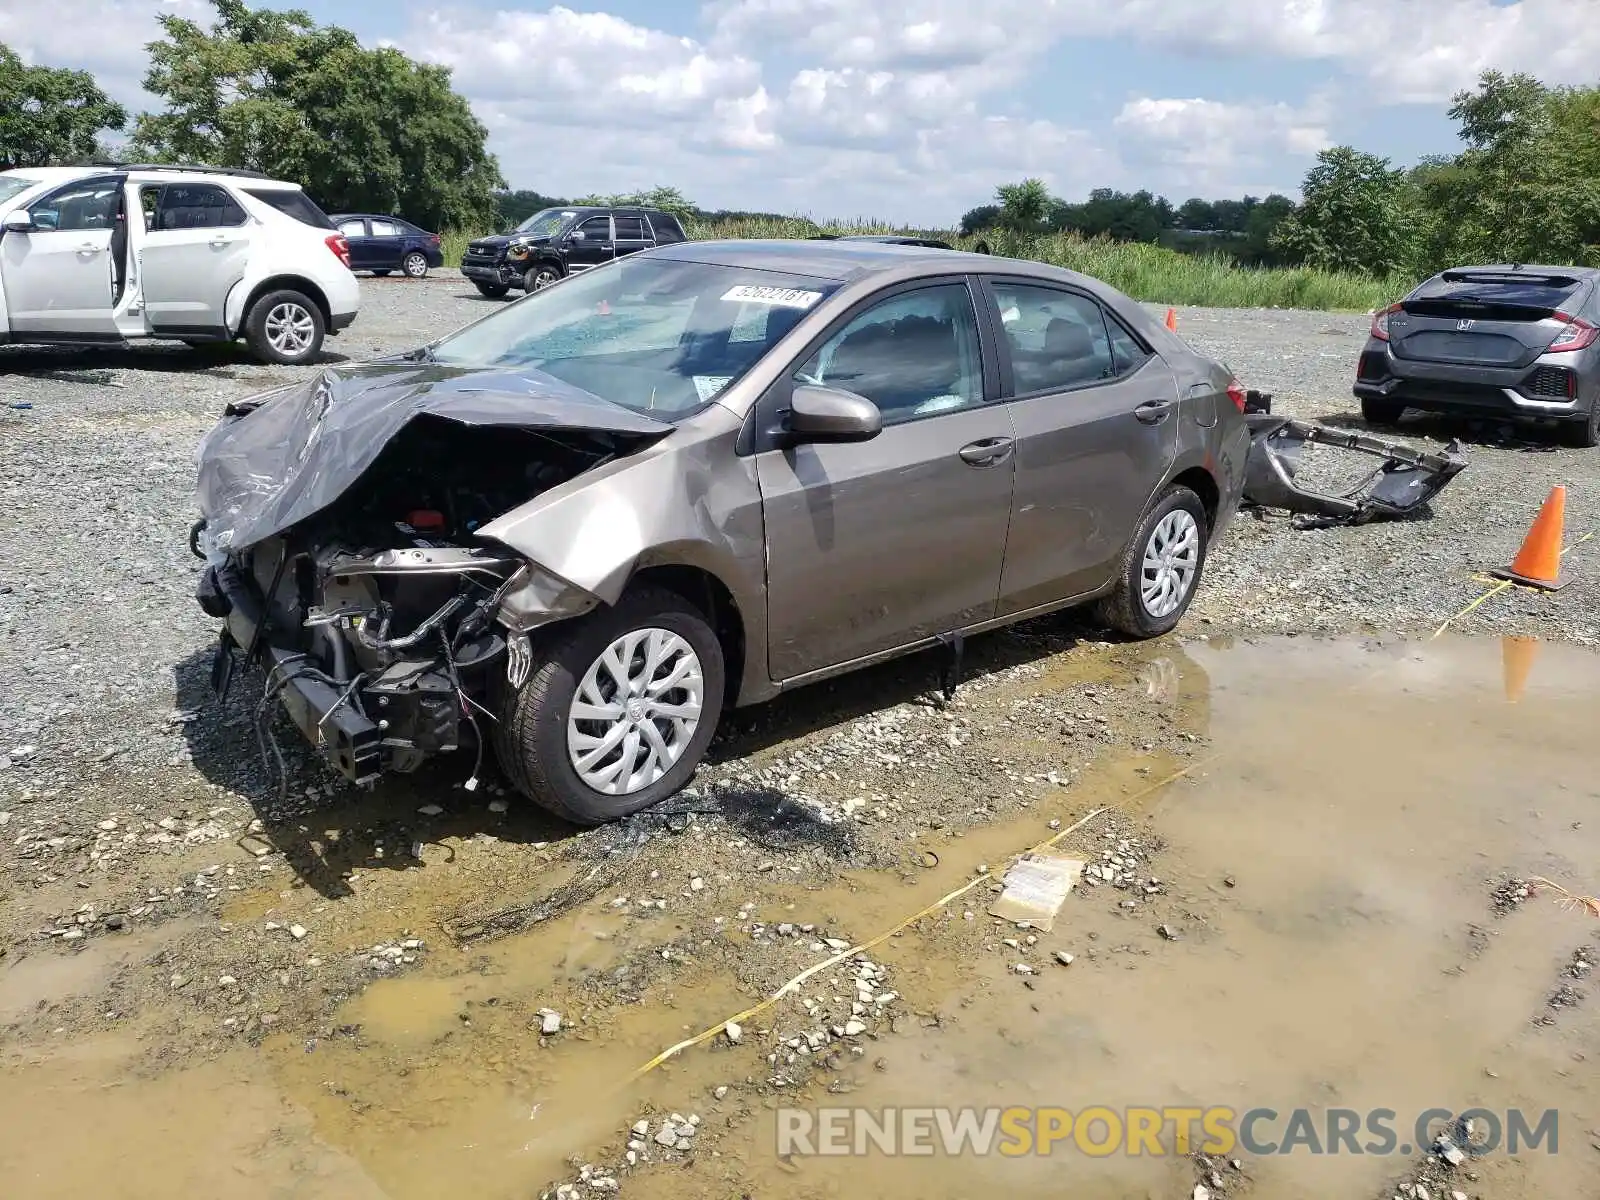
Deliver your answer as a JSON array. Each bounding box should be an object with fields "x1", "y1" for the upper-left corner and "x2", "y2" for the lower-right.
[{"x1": 195, "y1": 360, "x2": 672, "y2": 552}]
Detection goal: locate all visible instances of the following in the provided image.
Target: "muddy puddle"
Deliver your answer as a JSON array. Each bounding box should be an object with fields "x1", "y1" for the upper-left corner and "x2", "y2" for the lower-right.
[{"x1": 4, "y1": 634, "x2": 1599, "y2": 1199}]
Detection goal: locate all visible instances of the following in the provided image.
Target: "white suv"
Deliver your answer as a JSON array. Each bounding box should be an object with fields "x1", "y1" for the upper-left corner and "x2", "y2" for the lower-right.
[{"x1": 0, "y1": 164, "x2": 360, "y2": 365}]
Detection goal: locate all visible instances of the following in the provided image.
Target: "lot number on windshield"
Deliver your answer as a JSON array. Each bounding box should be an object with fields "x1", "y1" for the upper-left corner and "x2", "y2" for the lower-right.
[{"x1": 721, "y1": 285, "x2": 823, "y2": 309}]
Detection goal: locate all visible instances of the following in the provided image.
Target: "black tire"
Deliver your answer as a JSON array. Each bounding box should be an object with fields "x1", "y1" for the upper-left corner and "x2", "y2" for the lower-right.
[
  {"x1": 1361, "y1": 397, "x2": 1405, "y2": 426},
  {"x1": 1563, "y1": 402, "x2": 1600, "y2": 448},
  {"x1": 243, "y1": 289, "x2": 325, "y2": 365},
  {"x1": 371, "y1": 269, "x2": 391, "y2": 277},
  {"x1": 525, "y1": 263, "x2": 562, "y2": 292},
  {"x1": 402, "y1": 252, "x2": 429, "y2": 279},
  {"x1": 495, "y1": 586, "x2": 726, "y2": 825},
  {"x1": 474, "y1": 281, "x2": 510, "y2": 299},
  {"x1": 1095, "y1": 485, "x2": 1209, "y2": 639}
]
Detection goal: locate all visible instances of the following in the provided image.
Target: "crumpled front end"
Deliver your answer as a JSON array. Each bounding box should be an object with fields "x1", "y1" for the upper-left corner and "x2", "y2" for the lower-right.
[{"x1": 190, "y1": 363, "x2": 672, "y2": 790}]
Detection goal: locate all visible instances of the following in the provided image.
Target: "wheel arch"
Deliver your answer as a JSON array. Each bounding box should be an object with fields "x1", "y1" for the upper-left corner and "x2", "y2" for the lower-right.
[
  {"x1": 624, "y1": 563, "x2": 749, "y2": 709},
  {"x1": 227, "y1": 275, "x2": 332, "y2": 336}
]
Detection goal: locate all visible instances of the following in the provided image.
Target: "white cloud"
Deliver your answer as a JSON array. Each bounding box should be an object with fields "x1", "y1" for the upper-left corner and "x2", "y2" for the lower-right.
[
  {"x1": 0, "y1": 0, "x2": 211, "y2": 109},
  {"x1": 1113, "y1": 96, "x2": 1333, "y2": 194}
]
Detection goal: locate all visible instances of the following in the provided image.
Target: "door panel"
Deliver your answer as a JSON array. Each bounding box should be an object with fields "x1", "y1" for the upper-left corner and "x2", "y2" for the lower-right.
[
  {"x1": 337, "y1": 219, "x2": 373, "y2": 268},
  {"x1": 367, "y1": 219, "x2": 405, "y2": 269},
  {"x1": 2, "y1": 177, "x2": 121, "y2": 336},
  {"x1": 984, "y1": 280, "x2": 1180, "y2": 614},
  {"x1": 565, "y1": 215, "x2": 615, "y2": 271},
  {"x1": 612, "y1": 214, "x2": 653, "y2": 259},
  {"x1": 141, "y1": 184, "x2": 253, "y2": 332},
  {"x1": 756, "y1": 280, "x2": 1013, "y2": 680}
]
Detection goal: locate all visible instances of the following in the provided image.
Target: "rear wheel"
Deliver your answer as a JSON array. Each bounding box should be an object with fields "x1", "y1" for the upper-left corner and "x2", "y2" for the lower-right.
[
  {"x1": 473, "y1": 281, "x2": 510, "y2": 299},
  {"x1": 243, "y1": 289, "x2": 324, "y2": 365},
  {"x1": 1563, "y1": 402, "x2": 1600, "y2": 448},
  {"x1": 1095, "y1": 485, "x2": 1208, "y2": 639},
  {"x1": 495, "y1": 586, "x2": 726, "y2": 825},
  {"x1": 1361, "y1": 397, "x2": 1405, "y2": 426},
  {"x1": 402, "y1": 252, "x2": 429, "y2": 279}
]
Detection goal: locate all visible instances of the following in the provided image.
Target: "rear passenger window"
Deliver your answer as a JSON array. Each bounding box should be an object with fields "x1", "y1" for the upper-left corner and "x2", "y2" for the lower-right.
[
  {"x1": 991, "y1": 283, "x2": 1114, "y2": 394},
  {"x1": 797, "y1": 284, "x2": 984, "y2": 425},
  {"x1": 338, "y1": 219, "x2": 367, "y2": 238},
  {"x1": 614, "y1": 215, "x2": 647, "y2": 240},
  {"x1": 244, "y1": 188, "x2": 336, "y2": 229},
  {"x1": 369, "y1": 219, "x2": 400, "y2": 237},
  {"x1": 647, "y1": 213, "x2": 685, "y2": 244},
  {"x1": 152, "y1": 184, "x2": 246, "y2": 230},
  {"x1": 1105, "y1": 314, "x2": 1151, "y2": 374}
]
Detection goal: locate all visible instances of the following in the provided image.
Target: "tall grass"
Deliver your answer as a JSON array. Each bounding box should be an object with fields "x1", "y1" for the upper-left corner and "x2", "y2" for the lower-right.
[{"x1": 440, "y1": 216, "x2": 1404, "y2": 312}]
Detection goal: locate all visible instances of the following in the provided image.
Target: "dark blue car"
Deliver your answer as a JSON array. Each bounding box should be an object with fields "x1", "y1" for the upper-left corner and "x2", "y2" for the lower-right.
[{"x1": 329, "y1": 213, "x2": 445, "y2": 278}]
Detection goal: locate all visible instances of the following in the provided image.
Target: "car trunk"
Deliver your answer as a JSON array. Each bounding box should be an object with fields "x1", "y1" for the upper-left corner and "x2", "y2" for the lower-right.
[{"x1": 1390, "y1": 271, "x2": 1590, "y2": 369}]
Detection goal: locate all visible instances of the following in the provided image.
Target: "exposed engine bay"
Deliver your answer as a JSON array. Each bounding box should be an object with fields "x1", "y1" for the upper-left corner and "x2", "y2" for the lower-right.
[{"x1": 194, "y1": 416, "x2": 651, "y2": 791}]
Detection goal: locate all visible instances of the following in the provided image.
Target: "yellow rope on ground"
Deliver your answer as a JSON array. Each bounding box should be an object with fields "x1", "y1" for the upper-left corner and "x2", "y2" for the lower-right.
[
  {"x1": 1430, "y1": 531, "x2": 1593, "y2": 640},
  {"x1": 627, "y1": 755, "x2": 1219, "y2": 1082},
  {"x1": 630, "y1": 529, "x2": 1595, "y2": 1082}
]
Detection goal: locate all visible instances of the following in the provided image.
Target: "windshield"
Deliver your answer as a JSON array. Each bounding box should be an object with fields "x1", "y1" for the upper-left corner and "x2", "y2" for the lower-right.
[
  {"x1": 0, "y1": 176, "x2": 41, "y2": 206},
  {"x1": 429, "y1": 256, "x2": 839, "y2": 417},
  {"x1": 515, "y1": 208, "x2": 576, "y2": 236}
]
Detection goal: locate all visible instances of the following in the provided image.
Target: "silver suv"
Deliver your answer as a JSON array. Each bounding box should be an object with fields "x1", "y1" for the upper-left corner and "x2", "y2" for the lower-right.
[
  {"x1": 0, "y1": 164, "x2": 360, "y2": 364},
  {"x1": 191, "y1": 240, "x2": 1249, "y2": 823}
]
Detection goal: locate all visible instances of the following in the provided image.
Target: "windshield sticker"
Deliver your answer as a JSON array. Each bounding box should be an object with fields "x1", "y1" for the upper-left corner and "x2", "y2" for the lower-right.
[
  {"x1": 721, "y1": 285, "x2": 823, "y2": 309},
  {"x1": 693, "y1": 375, "x2": 733, "y2": 401}
]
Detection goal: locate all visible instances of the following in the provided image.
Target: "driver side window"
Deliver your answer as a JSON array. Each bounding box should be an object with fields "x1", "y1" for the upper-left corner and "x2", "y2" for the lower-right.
[
  {"x1": 795, "y1": 284, "x2": 983, "y2": 425},
  {"x1": 576, "y1": 215, "x2": 612, "y2": 241},
  {"x1": 28, "y1": 179, "x2": 121, "y2": 232}
]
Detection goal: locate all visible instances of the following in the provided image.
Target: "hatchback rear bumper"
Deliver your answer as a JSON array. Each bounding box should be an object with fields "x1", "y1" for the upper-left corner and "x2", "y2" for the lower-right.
[{"x1": 1354, "y1": 342, "x2": 1590, "y2": 419}]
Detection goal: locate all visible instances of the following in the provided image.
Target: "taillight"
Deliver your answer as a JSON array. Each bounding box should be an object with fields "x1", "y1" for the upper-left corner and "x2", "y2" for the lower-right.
[
  {"x1": 1546, "y1": 311, "x2": 1598, "y2": 352},
  {"x1": 325, "y1": 233, "x2": 351, "y2": 269},
  {"x1": 1370, "y1": 302, "x2": 1402, "y2": 341},
  {"x1": 1225, "y1": 379, "x2": 1247, "y2": 413},
  {"x1": 429, "y1": 234, "x2": 441, "y2": 246}
]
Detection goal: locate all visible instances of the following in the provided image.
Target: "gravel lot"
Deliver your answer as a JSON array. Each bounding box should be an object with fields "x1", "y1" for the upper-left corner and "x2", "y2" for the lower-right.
[{"x1": 2, "y1": 271, "x2": 1597, "y2": 1199}]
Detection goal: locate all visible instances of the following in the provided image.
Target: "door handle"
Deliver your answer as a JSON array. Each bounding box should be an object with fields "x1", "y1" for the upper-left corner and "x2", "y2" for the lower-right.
[
  {"x1": 1135, "y1": 399, "x2": 1175, "y2": 424},
  {"x1": 958, "y1": 436, "x2": 1014, "y2": 466},
  {"x1": 209, "y1": 236, "x2": 230, "y2": 247},
  {"x1": 77, "y1": 242, "x2": 102, "y2": 254}
]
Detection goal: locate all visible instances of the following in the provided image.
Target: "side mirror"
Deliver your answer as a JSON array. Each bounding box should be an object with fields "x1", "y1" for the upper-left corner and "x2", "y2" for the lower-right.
[
  {"x1": 2, "y1": 211, "x2": 34, "y2": 233},
  {"x1": 569, "y1": 230, "x2": 586, "y2": 242},
  {"x1": 786, "y1": 384, "x2": 882, "y2": 444}
]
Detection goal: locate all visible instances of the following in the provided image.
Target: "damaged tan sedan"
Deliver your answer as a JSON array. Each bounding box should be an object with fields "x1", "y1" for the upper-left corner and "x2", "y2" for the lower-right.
[{"x1": 191, "y1": 240, "x2": 1250, "y2": 823}]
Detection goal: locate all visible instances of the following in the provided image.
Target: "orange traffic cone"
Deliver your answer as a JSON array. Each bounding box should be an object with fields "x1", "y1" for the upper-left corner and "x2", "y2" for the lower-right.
[
  {"x1": 1164, "y1": 308, "x2": 1177, "y2": 332},
  {"x1": 1492, "y1": 485, "x2": 1569, "y2": 591},
  {"x1": 1501, "y1": 635, "x2": 1540, "y2": 702}
]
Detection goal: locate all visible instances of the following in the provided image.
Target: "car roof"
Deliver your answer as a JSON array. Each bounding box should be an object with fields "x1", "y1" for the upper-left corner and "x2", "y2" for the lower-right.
[
  {"x1": 0, "y1": 164, "x2": 301, "y2": 189},
  {"x1": 330, "y1": 213, "x2": 416, "y2": 222},
  {"x1": 1, "y1": 166, "x2": 102, "y2": 185},
  {"x1": 647, "y1": 237, "x2": 1029, "y2": 282},
  {"x1": 1436, "y1": 263, "x2": 1600, "y2": 278}
]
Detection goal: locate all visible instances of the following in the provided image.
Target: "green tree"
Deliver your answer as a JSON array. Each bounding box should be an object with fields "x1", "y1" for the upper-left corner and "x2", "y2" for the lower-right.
[
  {"x1": 960, "y1": 203, "x2": 1001, "y2": 235},
  {"x1": 132, "y1": 0, "x2": 503, "y2": 231},
  {"x1": 1272, "y1": 146, "x2": 1416, "y2": 275},
  {"x1": 0, "y1": 43, "x2": 127, "y2": 170},
  {"x1": 996, "y1": 178, "x2": 1051, "y2": 232}
]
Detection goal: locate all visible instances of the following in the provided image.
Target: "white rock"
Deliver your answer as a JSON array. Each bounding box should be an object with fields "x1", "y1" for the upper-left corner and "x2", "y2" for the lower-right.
[
  {"x1": 289, "y1": 924, "x2": 307, "y2": 940},
  {"x1": 217, "y1": 975, "x2": 237, "y2": 986},
  {"x1": 654, "y1": 1127, "x2": 679, "y2": 1148},
  {"x1": 417, "y1": 804, "x2": 444, "y2": 816},
  {"x1": 632, "y1": 1120, "x2": 650, "y2": 1136},
  {"x1": 690, "y1": 877, "x2": 704, "y2": 891},
  {"x1": 713, "y1": 1086, "x2": 729, "y2": 1099},
  {"x1": 1193, "y1": 1187, "x2": 1211, "y2": 1200},
  {"x1": 823, "y1": 937, "x2": 851, "y2": 950},
  {"x1": 1013, "y1": 963, "x2": 1034, "y2": 975},
  {"x1": 723, "y1": 1020, "x2": 742, "y2": 1044},
  {"x1": 1055, "y1": 951, "x2": 1075, "y2": 966},
  {"x1": 538, "y1": 1009, "x2": 562, "y2": 1034},
  {"x1": 843, "y1": 1019, "x2": 867, "y2": 1036}
]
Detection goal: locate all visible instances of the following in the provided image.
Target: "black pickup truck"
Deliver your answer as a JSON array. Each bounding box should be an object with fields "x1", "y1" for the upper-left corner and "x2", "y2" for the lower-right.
[{"x1": 459, "y1": 205, "x2": 689, "y2": 298}]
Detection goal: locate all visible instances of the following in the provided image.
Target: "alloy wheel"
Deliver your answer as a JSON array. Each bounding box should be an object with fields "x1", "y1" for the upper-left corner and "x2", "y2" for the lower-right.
[
  {"x1": 1139, "y1": 509, "x2": 1200, "y2": 619},
  {"x1": 566, "y1": 628, "x2": 705, "y2": 795},
  {"x1": 264, "y1": 302, "x2": 316, "y2": 357},
  {"x1": 404, "y1": 253, "x2": 428, "y2": 278}
]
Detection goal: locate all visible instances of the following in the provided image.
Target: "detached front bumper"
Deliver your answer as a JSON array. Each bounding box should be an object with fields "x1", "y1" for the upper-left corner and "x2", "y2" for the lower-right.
[{"x1": 461, "y1": 261, "x2": 514, "y2": 285}]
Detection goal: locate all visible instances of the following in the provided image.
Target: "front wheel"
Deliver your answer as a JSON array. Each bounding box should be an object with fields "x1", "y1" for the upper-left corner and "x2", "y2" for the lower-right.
[
  {"x1": 402, "y1": 252, "x2": 429, "y2": 279},
  {"x1": 495, "y1": 586, "x2": 726, "y2": 825},
  {"x1": 243, "y1": 289, "x2": 325, "y2": 365},
  {"x1": 1096, "y1": 485, "x2": 1209, "y2": 639},
  {"x1": 525, "y1": 263, "x2": 562, "y2": 292},
  {"x1": 473, "y1": 281, "x2": 510, "y2": 299},
  {"x1": 370, "y1": 269, "x2": 391, "y2": 277}
]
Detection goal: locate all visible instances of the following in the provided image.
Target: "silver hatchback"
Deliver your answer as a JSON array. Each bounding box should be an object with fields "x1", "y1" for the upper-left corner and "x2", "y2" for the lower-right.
[{"x1": 191, "y1": 240, "x2": 1249, "y2": 823}]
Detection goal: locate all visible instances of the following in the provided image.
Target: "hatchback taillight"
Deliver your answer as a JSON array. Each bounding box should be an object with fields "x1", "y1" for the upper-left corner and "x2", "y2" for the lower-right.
[
  {"x1": 1370, "y1": 302, "x2": 1402, "y2": 341},
  {"x1": 1225, "y1": 379, "x2": 1246, "y2": 413},
  {"x1": 325, "y1": 233, "x2": 351, "y2": 269},
  {"x1": 1547, "y1": 311, "x2": 1598, "y2": 352},
  {"x1": 429, "y1": 234, "x2": 441, "y2": 246}
]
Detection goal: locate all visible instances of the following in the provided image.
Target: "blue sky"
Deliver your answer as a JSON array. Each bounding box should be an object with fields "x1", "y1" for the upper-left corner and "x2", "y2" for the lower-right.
[{"x1": 2, "y1": 0, "x2": 1587, "y2": 225}]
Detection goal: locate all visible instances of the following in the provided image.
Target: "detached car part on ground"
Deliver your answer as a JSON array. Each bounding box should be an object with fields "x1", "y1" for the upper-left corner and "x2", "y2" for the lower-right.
[
  {"x1": 1355, "y1": 263, "x2": 1600, "y2": 447},
  {"x1": 191, "y1": 240, "x2": 1250, "y2": 825}
]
